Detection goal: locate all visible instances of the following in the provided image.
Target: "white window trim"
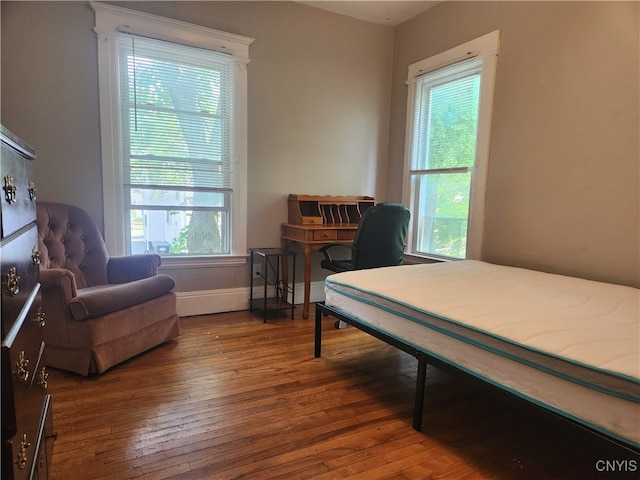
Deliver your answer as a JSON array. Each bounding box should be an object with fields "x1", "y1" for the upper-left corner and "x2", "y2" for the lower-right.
[
  {"x1": 402, "y1": 30, "x2": 500, "y2": 260},
  {"x1": 91, "y1": 1, "x2": 253, "y2": 265}
]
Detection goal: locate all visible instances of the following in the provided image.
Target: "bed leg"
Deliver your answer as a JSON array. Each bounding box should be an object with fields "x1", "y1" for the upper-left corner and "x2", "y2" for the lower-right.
[
  {"x1": 413, "y1": 355, "x2": 428, "y2": 431},
  {"x1": 314, "y1": 303, "x2": 323, "y2": 358}
]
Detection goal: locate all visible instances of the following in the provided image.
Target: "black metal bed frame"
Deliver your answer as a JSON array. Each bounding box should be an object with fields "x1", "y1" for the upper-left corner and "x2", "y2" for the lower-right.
[
  {"x1": 314, "y1": 301, "x2": 640, "y2": 454},
  {"x1": 315, "y1": 301, "x2": 428, "y2": 431}
]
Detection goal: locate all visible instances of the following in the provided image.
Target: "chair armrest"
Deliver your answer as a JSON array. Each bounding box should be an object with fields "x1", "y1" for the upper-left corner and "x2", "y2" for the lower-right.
[
  {"x1": 39, "y1": 268, "x2": 79, "y2": 326},
  {"x1": 39, "y1": 268, "x2": 78, "y2": 301},
  {"x1": 107, "y1": 254, "x2": 162, "y2": 284},
  {"x1": 318, "y1": 244, "x2": 356, "y2": 263},
  {"x1": 68, "y1": 274, "x2": 176, "y2": 320}
]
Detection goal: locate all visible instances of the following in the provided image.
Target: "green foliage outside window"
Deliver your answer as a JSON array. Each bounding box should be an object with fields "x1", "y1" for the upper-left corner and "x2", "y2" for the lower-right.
[
  {"x1": 415, "y1": 73, "x2": 480, "y2": 258},
  {"x1": 123, "y1": 39, "x2": 229, "y2": 255}
]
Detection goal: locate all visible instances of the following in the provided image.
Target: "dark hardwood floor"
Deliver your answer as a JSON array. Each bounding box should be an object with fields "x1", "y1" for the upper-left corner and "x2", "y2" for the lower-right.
[{"x1": 47, "y1": 308, "x2": 638, "y2": 479}]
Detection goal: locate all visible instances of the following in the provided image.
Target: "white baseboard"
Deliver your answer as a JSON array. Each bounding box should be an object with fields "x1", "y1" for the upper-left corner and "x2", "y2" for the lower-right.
[{"x1": 176, "y1": 280, "x2": 326, "y2": 317}]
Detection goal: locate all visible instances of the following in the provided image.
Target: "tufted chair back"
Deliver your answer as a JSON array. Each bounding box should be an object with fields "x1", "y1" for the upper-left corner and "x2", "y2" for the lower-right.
[{"x1": 36, "y1": 202, "x2": 110, "y2": 289}]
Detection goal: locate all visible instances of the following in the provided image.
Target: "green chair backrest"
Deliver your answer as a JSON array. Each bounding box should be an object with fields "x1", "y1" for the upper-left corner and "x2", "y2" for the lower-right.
[{"x1": 352, "y1": 203, "x2": 410, "y2": 270}]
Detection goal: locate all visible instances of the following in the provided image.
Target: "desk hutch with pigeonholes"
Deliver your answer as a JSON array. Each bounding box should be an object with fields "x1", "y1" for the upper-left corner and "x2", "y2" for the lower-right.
[{"x1": 281, "y1": 194, "x2": 374, "y2": 318}]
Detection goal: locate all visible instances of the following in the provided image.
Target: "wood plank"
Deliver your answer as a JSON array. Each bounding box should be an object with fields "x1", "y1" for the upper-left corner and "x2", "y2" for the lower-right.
[{"x1": 47, "y1": 309, "x2": 639, "y2": 479}]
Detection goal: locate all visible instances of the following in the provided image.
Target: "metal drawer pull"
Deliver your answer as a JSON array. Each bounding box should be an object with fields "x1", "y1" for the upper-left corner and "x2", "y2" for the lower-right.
[
  {"x1": 6, "y1": 266, "x2": 20, "y2": 296},
  {"x1": 3, "y1": 175, "x2": 17, "y2": 204},
  {"x1": 32, "y1": 246, "x2": 41, "y2": 265},
  {"x1": 17, "y1": 434, "x2": 30, "y2": 470},
  {"x1": 16, "y1": 351, "x2": 29, "y2": 383},
  {"x1": 33, "y1": 307, "x2": 46, "y2": 327},
  {"x1": 38, "y1": 366, "x2": 48, "y2": 390},
  {"x1": 28, "y1": 180, "x2": 37, "y2": 201}
]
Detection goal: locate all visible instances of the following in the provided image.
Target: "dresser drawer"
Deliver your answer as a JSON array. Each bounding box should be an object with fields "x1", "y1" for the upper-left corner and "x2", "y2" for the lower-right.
[
  {"x1": 313, "y1": 229, "x2": 337, "y2": 241},
  {"x1": 1, "y1": 225, "x2": 40, "y2": 340},
  {"x1": 1, "y1": 300, "x2": 47, "y2": 480},
  {"x1": 10, "y1": 340, "x2": 48, "y2": 480},
  {"x1": 337, "y1": 230, "x2": 356, "y2": 241},
  {"x1": 1, "y1": 132, "x2": 37, "y2": 239},
  {"x1": 7, "y1": 308, "x2": 45, "y2": 389}
]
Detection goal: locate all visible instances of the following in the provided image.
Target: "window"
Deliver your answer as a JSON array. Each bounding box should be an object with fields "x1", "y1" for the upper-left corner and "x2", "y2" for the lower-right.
[
  {"x1": 403, "y1": 31, "x2": 499, "y2": 260},
  {"x1": 93, "y1": 2, "x2": 253, "y2": 262},
  {"x1": 119, "y1": 36, "x2": 234, "y2": 256}
]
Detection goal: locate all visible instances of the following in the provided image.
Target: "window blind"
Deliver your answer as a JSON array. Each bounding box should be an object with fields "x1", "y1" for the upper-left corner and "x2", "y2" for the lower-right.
[
  {"x1": 117, "y1": 33, "x2": 235, "y2": 194},
  {"x1": 411, "y1": 62, "x2": 481, "y2": 172}
]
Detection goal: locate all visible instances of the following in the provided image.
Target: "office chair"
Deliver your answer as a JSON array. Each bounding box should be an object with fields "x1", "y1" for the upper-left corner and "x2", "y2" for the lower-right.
[
  {"x1": 319, "y1": 202, "x2": 410, "y2": 273},
  {"x1": 319, "y1": 202, "x2": 410, "y2": 327}
]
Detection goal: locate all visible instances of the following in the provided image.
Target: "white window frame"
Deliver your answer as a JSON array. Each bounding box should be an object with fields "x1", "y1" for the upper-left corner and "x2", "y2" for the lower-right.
[
  {"x1": 402, "y1": 31, "x2": 500, "y2": 261},
  {"x1": 92, "y1": 1, "x2": 253, "y2": 266}
]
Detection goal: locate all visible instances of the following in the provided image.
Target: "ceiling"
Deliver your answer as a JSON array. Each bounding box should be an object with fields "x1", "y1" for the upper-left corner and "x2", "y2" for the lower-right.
[{"x1": 296, "y1": 1, "x2": 440, "y2": 27}]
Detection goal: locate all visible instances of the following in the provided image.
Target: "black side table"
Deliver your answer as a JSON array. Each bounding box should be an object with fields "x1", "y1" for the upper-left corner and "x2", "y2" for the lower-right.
[{"x1": 249, "y1": 248, "x2": 296, "y2": 322}]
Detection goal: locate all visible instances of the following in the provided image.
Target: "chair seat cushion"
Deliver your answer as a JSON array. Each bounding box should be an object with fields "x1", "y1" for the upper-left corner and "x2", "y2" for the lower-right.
[
  {"x1": 68, "y1": 274, "x2": 176, "y2": 320},
  {"x1": 320, "y1": 259, "x2": 355, "y2": 273}
]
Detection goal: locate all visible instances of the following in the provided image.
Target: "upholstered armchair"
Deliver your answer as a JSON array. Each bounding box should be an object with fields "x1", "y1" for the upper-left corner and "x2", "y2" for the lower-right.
[{"x1": 36, "y1": 202, "x2": 180, "y2": 376}]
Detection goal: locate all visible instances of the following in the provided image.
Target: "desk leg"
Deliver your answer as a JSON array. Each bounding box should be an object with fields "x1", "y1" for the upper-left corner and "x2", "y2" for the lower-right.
[{"x1": 301, "y1": 244, "x2": 312, "y2": 319}]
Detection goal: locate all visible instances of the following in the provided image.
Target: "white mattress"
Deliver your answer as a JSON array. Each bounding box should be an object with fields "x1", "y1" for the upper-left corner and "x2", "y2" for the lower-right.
[{"x1": 324, "y1": 260, "x2": 640, "y2": 446}]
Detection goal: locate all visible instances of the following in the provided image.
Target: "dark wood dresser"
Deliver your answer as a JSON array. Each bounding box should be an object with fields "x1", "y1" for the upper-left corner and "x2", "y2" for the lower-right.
[{"x1": 1, "y1": 125, "x2": 54, "y2": 479}]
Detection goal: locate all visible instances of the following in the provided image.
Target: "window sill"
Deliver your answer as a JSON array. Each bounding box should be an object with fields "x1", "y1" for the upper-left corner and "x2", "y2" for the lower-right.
[
  {"x1": 403, "y1": 253, "x2": 457, "y2": 265},
  {"x1": 158, "y1": 254, "x2": 248, "y2": 269}
]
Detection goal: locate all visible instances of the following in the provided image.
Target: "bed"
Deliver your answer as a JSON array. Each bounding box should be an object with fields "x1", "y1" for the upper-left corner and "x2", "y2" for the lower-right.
[{"x1": 314, "y1": 260, "x2": 640, "y2": 450}]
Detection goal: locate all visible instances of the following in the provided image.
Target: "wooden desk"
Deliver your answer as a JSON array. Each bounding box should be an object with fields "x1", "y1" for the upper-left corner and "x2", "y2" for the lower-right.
[{"x1": 282, "y1": 223, "x2": 358, "y2": 318}]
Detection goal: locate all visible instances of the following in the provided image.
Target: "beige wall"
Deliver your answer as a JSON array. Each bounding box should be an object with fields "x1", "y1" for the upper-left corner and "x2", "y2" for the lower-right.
[
  {"x1": 2, "y1": 1, "x2": 638, "y2": 291},
  {"x1": 1, "y1": 1, "x2": 393, "y2": 290},
  {"x1": 389, "y1": 1, "x2": 639, "y2": 287}
]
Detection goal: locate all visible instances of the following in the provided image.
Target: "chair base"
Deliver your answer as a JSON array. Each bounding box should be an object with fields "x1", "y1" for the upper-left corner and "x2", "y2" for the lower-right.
[{"x1": 45, "y1": 293, "x2": 180, "y2": 375}]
